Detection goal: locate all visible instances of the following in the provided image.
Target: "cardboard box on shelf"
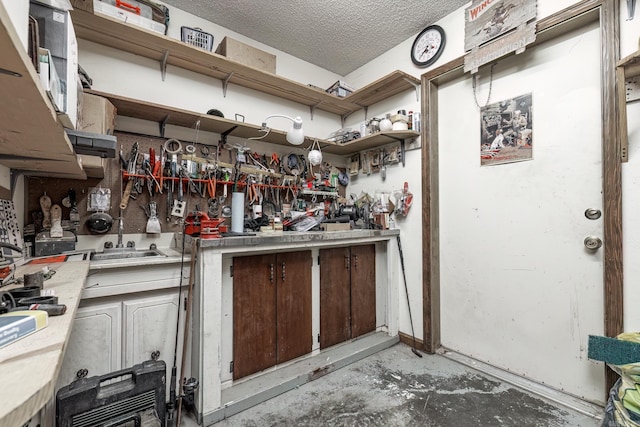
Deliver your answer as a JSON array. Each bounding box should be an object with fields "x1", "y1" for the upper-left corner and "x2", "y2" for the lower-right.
[
  {"x1": 215, "y1": 37, "x2": 276, "y2": 74},
  {"x1": 321, "y1": 223, "x2": 351, "y2": 232},
  {"x1": 78, "y1": 93, "x2": 116, "y2": 135},
  {"x1": 78, "y1": 154, "x2": 106, "y2": 178}
]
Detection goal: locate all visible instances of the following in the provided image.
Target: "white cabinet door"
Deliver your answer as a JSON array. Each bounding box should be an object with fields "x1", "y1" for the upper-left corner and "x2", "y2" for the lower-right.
[
  {"x1": 123, "y1": 292, "x2": 183, "y2": 394},
  {"x1": 56, "y1": 302, "x2": 122, "y2": 390}
]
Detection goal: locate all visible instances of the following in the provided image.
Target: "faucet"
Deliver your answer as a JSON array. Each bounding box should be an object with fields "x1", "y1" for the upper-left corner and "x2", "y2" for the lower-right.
[{"x1": 116, "y1": 214, "x2": 124, "y2": 248}]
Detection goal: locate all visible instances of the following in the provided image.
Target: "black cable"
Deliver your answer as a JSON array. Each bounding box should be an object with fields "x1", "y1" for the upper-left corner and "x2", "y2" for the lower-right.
[{"x1": 397, "y1": 234, "x2": 422, "y2": 358}]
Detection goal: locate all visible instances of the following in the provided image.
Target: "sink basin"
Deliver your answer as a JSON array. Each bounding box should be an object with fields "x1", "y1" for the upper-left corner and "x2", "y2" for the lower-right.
[{"x1": 90, "y1": 248, "x2": 166, "y2": 261}]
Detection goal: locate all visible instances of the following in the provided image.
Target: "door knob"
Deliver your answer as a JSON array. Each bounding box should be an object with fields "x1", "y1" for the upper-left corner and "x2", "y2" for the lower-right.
[
  {"x1": 584, "y1": 236, "x2": 603, "y2": 250},
  {"x1": 584, "y1": 208, "x2": 602, "y2": 220}
]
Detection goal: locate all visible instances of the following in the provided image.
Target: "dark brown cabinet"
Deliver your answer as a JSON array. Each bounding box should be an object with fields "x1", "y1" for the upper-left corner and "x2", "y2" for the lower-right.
[
  {"x1": 232, "y1": 251, "x2": 312, "y2": 379},
  {"x1": 319, "y1": 244, "x2": 376, "y2": 349}
]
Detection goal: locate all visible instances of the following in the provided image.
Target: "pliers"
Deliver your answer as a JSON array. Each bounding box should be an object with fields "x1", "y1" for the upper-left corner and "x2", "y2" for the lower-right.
[
  {"x1": 269, "y1": 153, "x2": 280, "y2": 172},
  {"x1": 207, "y1": 171, "x2": 217, "y2": 198}
]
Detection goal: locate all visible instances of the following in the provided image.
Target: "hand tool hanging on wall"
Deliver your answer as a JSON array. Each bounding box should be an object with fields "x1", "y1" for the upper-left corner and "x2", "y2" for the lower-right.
[
  {"x1": 397, "y1": 234, "x2": 422, "y2": 358},
  {"x1": 171, "y1": 168, "x2": 187, "y2": 218},
  {"x1": 120, "y1": 142, "x2": 139, "y2": 210},
  {"x1": 145, "y1": 201, "x2": 161, "y2": 234}
]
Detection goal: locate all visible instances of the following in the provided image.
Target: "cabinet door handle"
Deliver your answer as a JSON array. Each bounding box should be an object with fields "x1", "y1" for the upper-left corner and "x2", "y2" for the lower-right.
[
  {"x1": 281, "y1": 261, "x2": 286, "y2": 282},
  {"x1": 269, "y1": 263, "x2": 274, "y2": 283},
  {"x1": 353, "y1": 254, "x2": 358, "y2": 270},
  {"x1": 151, "y1": 350, "x2": 160, "y2": 361},
  {"x1": 345, "y1": 255, "x2": 350, "y2": 271},
  {"x1": 76, "y1": 368, "x2": 88, "y2": 379}
]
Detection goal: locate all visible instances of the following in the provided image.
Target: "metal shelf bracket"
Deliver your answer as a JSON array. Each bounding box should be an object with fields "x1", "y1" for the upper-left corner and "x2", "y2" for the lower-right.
[
  {"x1": 160, "y1": 50, "x2": 169, "y2": 81},
  {"x1": 309, "y1": 103, "x2": 321, "y2": 120},
  {"x1": 222, "y1": 72, "x2": 234, "y2": 97},
  {"x1": 159, "y1": 115, "x2": 170, "y2": 138},
  {"x1": 403, "y1": 78, "x2": 421, "y2": 102}
]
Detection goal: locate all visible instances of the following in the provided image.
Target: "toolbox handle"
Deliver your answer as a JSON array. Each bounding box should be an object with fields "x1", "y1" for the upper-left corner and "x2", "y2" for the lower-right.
[
  {"x1": 96, "y1": 367, "x2": 139, "y2": 398},
  {"x1": 116, "y1": 0, "x2": 141, "y2": 15}
]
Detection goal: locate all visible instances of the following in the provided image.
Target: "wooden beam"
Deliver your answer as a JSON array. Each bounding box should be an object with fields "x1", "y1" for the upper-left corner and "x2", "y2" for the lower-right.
[{"x1": 600, "y1": 0, "x2": 623, "y2": 396}]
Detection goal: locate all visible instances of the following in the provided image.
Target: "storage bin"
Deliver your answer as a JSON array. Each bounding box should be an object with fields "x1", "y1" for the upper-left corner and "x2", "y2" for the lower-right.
[
  {"x1": 326, "y1": 80, "x2": 355, "y2": 98},
  {"x1": 181, "y1": 26, "x2": 214, "y2": 51},
  {"x1": 93, "y1": 0, "x2": 165, "y2": 35},
  {"x1": 102, "y1": 0, "x2": 153, "y2": 19}
]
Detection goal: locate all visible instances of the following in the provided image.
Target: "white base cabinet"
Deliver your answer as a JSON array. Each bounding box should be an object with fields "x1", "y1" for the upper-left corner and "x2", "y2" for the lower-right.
[
  {"x1": 58, "y1": 263, "x2": 185, "y2": 400},
  {"x1": 124, "y1": 292, "x2": 182, "y2": 376},
  {"x1": 56, "y1": 302, "x2": 122, "y2": 388}
]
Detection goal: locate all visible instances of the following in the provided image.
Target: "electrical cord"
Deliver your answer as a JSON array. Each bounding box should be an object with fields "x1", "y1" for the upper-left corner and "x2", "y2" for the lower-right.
[{"x1": 164, "y1": 138, "x2": 183, "y2": 154}]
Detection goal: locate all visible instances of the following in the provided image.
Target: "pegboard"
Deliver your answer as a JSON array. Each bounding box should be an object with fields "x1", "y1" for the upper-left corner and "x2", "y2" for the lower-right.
[
  {"x1": 0, "y1": 200, "x2": 23, "y2": 249},
  {"x1": 26, "y1": 131, "x2": 344, "y2": 238},
  {"x1": 27, "y1": 132, "x2": 202, "y2": 236}
]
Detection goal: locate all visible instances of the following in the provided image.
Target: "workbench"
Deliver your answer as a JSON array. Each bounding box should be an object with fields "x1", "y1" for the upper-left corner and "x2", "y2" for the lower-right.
[
  {"x1": 190, "y1": 229, "x2": 401, "y2": 425},
  {"x1": 0, "y1": 260, "x2": 89, "y2": 427}
]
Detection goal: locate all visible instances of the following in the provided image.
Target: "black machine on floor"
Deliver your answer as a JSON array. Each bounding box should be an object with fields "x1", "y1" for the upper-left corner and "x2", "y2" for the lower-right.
[{"x1": 56, "y1": 360, "x2": 166, "y2": 427}]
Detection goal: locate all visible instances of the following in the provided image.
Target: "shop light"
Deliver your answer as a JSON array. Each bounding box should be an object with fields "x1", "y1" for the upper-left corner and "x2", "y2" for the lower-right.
[{"x1": 259, "y1": 114, "x2": 305, "y2": 145}]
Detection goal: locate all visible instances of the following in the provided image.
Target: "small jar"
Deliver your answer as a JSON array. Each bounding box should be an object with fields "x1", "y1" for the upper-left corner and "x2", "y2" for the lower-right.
[{"x1": 379, "y1": 114, "x2": 393, "y2": 132}]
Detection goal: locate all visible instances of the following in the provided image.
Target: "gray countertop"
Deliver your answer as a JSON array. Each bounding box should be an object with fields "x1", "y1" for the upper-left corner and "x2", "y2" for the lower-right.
[
  {"x1": 197, "y1": 229, "x2": 400, "y2": 249},
  {"x1": 1, "y1": 261, "x2": 89, "y2": 427}
]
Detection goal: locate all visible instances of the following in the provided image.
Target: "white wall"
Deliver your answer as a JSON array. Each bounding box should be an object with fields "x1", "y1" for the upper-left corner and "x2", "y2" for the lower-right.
[
  {"x1": 342, "y1": 0, "x2": 588, "y2": 342},
  {"x1": 620, "y1": 6, "x2": 640, "y2": 330},
  {"x1": 1, "y1": 0, "x2": 29, "y2": 50}
]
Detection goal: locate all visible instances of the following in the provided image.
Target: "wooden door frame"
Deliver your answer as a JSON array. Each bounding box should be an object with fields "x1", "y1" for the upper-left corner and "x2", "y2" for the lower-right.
[{"x1": 420, "y1": 0, "x2": 622, "y2": 391}]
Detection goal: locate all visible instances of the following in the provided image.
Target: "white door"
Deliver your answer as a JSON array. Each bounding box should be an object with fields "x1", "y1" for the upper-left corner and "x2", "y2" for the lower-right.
[
  {"x1": 124, "y1": 292, "x2": 182, "y2": 396},
  {"x1": 57, "y1": 302, "x2": 122, "y2": 389},
  {"x1": 438, "y1": 22, "x2": 604, "y2": 402}
]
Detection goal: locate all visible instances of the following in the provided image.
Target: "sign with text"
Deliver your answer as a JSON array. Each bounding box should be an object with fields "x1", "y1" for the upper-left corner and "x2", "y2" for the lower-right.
[{"x1": 464, "y1": 0, "x2": 537, "y2": 73}]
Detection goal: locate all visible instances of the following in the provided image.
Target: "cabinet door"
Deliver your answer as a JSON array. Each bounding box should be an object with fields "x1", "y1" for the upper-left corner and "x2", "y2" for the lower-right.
[
  {"x1": 123, "y1": 291, "x2": 181, "y2": 393},
  {"x1": 57, "y1": 302, "x2": 122, "y2": 389},
  {"x1": 233, "y1": 254, "x2": 277, "y2": 379},
  {"x1": 276, "y1": 251, "x2": 312, "y2": 364},
  {"x1": 350, "y1": 244, "x2": 376, "y2": 338},
  {"x1": 319, "y1": 247, "x2": 351, "y2": 349}
]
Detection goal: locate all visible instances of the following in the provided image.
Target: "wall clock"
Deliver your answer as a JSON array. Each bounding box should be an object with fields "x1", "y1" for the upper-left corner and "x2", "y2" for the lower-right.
[{"x1": 410, "y1": 25, "x2": 446, "y2": 67}]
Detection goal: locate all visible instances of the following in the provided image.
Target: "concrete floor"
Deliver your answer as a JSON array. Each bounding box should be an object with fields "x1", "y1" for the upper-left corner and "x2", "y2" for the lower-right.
[{"x1": 181, "y1": 343, "x2": 604, "y2": 426}]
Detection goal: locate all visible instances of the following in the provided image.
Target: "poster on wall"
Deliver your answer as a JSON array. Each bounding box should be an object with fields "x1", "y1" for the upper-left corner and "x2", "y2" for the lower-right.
[
  {"x1": 463, "y1": 0, "x2": 537, "y2": 73},
  {"x1": 480, "y1": 93, "x2": 532, "y2": 166}
]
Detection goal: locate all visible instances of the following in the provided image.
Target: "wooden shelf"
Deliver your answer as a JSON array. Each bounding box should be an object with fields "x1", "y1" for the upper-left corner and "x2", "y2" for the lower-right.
[
  {"x1": 619, "y1": 49, "x2": 640, "y2": 78},
  {"x1": 616, "y1": 49, "x2": 640, "y2": 162},
  {"x1": 321, "y1": 131, "x2": 420, "y2": 156},
  {"x1": 90, "y1": 90, "x2": 419, "y2": 156},
  {"x1": 0, "y1": 3, "x2": 85, "y2": 179},
  {"x1": 69, "y1": 9, "x2": 420, "y2": 119},
  {"x1": 87, "y1": 89, "x2": 339, "y2": 149}
]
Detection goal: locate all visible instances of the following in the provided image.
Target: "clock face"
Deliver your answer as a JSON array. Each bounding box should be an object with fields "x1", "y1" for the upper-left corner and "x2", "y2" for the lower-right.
[{"x1": 411, "y1": 25, "x2": 446, "y2": 67}]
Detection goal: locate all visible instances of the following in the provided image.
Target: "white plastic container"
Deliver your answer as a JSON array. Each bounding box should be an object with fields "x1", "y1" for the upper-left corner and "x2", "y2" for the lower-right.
[
  {"x1": 93, "y1": 0, "x2": 165, "y2": 35},
  {"x1": 231, "y1": 192, "x2": 245, "y2": 233}
]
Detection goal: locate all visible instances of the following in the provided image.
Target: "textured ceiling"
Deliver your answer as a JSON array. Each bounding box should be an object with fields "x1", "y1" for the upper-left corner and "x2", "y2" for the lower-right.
[{"x1": 161, "y1": 0, "x2": 469, "y2": 75}]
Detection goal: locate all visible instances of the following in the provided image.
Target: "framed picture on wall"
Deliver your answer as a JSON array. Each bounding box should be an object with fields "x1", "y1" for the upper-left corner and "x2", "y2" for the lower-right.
[{"x1": 480, "y1": 93, "x2": 532, "y2": 166}]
